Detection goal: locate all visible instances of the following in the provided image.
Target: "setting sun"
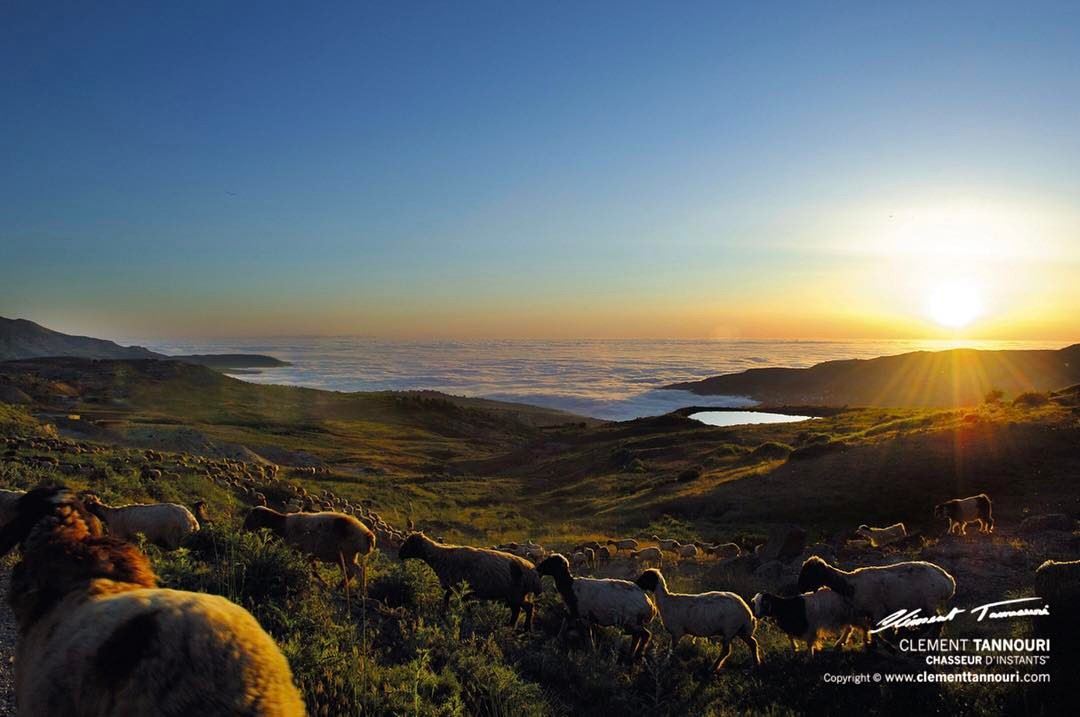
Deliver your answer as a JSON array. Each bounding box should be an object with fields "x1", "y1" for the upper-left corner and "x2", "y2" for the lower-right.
[{"x1": 924, "y1": 280, "x2": 984, "y2": 329}]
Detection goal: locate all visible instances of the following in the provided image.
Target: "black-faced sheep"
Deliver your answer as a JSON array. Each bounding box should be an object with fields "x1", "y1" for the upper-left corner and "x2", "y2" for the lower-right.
[
  {"x1": 636, "y1": 569, "x2": 760, "y2": 670},
  {"x1": 797, "y1": 556, "x2": 955, "y2": 640},
  {"x1": 83, "y1": 495, "x2": 200, "y2": 550},
  {"x1": 244, "y1": 506, "x2": 375, "y2": 592},
  {"x1": 934, "y1": 494, "x2": 994, "y2": 535},
  {"x1": 398, "y1": 533, "x2": 542, "y2": 630},
  {"x1": 536, "y1": 554, "x2": 656, "y2": 662},
  {"x1": 0, "y1": 486, "x2": 304, "y2": 716},
  {"x1": 855, "y1": 522, "x2": 907, "y2": 548},
  {"x1": 752, "y1": 589, "x2": 862, "y2": 655}
]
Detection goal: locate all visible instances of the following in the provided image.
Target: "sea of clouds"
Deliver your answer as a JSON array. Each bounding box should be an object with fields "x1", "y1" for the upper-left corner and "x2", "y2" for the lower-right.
[{"x1": 141, "y1": 338, "x2": 1060, "y2": 421}]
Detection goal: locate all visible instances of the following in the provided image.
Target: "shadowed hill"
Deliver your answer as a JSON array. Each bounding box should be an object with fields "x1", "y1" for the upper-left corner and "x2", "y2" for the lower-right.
[
  {"x1": 667, "y1": 344, "x2": 1080, "y2": 407},
  {"x1": 0, "y1": 316, "x2": 288, "y2": 368}
]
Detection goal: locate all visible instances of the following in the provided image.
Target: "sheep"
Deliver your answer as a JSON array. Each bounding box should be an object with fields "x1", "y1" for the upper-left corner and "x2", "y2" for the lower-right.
[
  {"x1": 855, "y1": 522, "x2": 908, "y2": 548},
  {"x1": 572, "y1": 551, "x2": 591, "y2": 570},
  {"x1": 751, "y1": 589, "x2": 863, "y2": 655},
  {"x1": 595, "y1": 545, "x2": 612, "y2": 564},
  {"x1": 607, "y1": 538, "x2": 638, "y2": 554},
  {"x1": 583, "y1": 546, "x2": 596, "y2": 568},
  {"x1": 536, "y1": 554, "x2": 656, "y2": 662},
  {"x1": 636, "y1": 569, "x2": 761, "y2": 670},
  {"x1": 797, "y1": 556, "x2": 955, "y2": 641},
  {"x1": 651, "y1": 535, "x2": 681, "y2": 553},
  {"x1": 244, "y1": 506, "x2": 375, "y2": 593},
  {"x1": 83, "y1": 495, "x2": 200, "y2": 550},
  {"x1": 1034, "y1": 559, "x2": 1080, "y2": 640},
  {"x1": 0, "y1": 487, "x2": 26, "y2": 527},
  {"x1": 0, "y1": 486, "x2": 304, "y2": 716},
  {"x1": 398, "y1": 533, "x2": 541, "y2": 630},
  {"x1": 676, "y1": 543, "x2": 699, "y2": 559},
  {"x1": 696, "y1": 541, "x2": 741, "y2": 559},
  {"x1": 630, "y1": 546, "x2": 663, "y2": 568},
  {"x1": 934, "y1": 494, "x2": 994, "y2": 535}
]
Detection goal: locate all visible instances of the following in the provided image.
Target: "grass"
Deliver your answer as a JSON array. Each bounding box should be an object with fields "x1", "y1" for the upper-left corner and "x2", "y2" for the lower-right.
[{"x1": 1, "y1": 360, "x2": 1077, "y2": 714}]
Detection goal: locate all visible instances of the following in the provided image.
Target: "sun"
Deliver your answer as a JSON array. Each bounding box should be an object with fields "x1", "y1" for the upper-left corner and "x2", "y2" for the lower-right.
[{"x1": 924, "y1": 280, "x2": 983, "y2": 329}]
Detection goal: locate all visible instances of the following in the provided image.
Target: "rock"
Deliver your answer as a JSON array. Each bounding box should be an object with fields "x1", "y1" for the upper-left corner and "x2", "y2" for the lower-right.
[
  {"x1": 760, "y1": 524, "x2": 807, "y2": 562},
  {"x1": 1019, "y1": 514, "x2": 1074, "y2": 535}
]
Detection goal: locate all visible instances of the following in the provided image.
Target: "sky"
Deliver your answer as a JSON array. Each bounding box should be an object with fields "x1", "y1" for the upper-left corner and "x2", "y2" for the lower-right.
[{"x1": 2, "y1": 1, "x2": 1078, "y2": 341}]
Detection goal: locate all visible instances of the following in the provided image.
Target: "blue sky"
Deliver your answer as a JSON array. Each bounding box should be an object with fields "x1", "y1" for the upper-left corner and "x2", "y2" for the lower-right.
[{"x1": 2, "y1": 1, "x2": 1078, "y2": 339}]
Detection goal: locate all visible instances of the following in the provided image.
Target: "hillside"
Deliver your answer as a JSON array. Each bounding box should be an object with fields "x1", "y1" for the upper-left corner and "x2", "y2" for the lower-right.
[
  {"x1": 667, "y1": 343, "x2": 1080, "y2": 407},
  {"x1": 0, "y1": 366, "x2": 1076, "y2": 716},
  {"x1": 0, "y1": 316, "x2": 288, "y2": 368}
]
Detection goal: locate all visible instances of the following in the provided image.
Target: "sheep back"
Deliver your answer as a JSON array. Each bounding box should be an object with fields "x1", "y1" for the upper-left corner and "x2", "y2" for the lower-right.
[
  {"x1": 421, "y1": 544, "x2": 541, "y2": 601},
  {"x1": 572, "y1": 578, "x2": 656, "y2": 629},
  {"x1": 17, "y1": 587, "x2": 304, "y2": 716}
]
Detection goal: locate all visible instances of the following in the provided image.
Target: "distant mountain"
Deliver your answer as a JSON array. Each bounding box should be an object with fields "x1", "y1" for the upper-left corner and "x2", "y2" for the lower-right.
[
  {"x1": 666, "y1": 344, "x2": 1080, "y2": 407},
  {"x1": 0, "y1": 317, "x2": 288, "y2": 368}
]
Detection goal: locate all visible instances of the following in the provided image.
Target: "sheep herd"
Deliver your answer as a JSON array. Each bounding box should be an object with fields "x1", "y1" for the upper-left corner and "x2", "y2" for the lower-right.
[{"x1": 0, "y1": 436, "x2": 1074, "y2": 717}]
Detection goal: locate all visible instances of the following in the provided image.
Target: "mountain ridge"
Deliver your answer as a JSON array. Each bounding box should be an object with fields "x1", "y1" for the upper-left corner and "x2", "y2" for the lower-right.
[
  {"x1": 0, "y1": 316, "x2": 288, "y2": 368},
  {"x1": 666, "y1": 343, "x2": 1080, "y2": 407}
]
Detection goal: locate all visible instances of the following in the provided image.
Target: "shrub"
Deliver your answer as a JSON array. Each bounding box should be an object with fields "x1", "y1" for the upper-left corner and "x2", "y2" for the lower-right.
[
  {"x1": 750, "y1": 442, "x2": 791, "y2": 461},
  {"x1": 984, "y1": 388, "x2": 1004, "y2": 405}
]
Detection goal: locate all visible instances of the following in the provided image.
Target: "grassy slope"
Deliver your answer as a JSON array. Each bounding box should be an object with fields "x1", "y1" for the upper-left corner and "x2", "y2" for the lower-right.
[
  {"x1": 667, "y1": 343, "x2": 1080, "y2": 406},
  {"x1": 1, "y1": 399, "x2": 1074, "y2": 716}
]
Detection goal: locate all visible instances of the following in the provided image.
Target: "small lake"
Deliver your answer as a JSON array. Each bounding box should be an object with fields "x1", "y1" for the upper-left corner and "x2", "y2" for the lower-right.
[{"x1": 690, "y1": 410, "x2": 818, "y2": 427}]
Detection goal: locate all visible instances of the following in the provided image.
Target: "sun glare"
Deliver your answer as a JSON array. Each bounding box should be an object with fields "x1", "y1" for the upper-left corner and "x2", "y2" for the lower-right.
[{"x1": 924, "y1": 280, "x2": 983, "y2": 329}]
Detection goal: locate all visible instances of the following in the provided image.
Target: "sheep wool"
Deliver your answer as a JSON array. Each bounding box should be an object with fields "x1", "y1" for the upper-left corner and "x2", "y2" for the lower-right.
[
  {"x1": 536, "y1": 554, "x2": 656, "y2": 662},
  {"x1": 798, "y1": 556, "x2": 956, "y2": 628},
  {"x1": 855, "y1": 523, "x2": 907, "y2": 548},
  {"x1": 84, "y1": 496, "x2": 199, "y2": 550},
  {"x1": 752, "y1": 589, "x2": 859, "y2": 654},
  {"x1": 0, "y1": 486, "x2": 305, "y2": 717},
  {"x1": 244, "y1": 506, "x2": 375, "y2": 591},
  {"x1": 398, "y1": 532, "x2": 542, "y2": 629},
  {"x1": 636, "y1": 569, "x2": 761, "y2": 669}
]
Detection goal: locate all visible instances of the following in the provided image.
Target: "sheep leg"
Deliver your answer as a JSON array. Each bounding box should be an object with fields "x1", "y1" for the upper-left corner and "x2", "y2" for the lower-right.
[
  {"x1": 635, "y1": 628, "x2": 652, "y2": 662},
  {"x1": 507, "y1": 601, "x2": 522, "y2": 629},
  {"x1": 742, "y1": 634, "x2": 762, "y2": 667},
  {"x1": 711, "y1": 640, "x2": 733, "y2": 672},
  {"x1": 833, "y1": 626, "x2": 854, "y2": 649},
  {"x1": 521, "y1": 600, "x2": 535, "y2": 632}
]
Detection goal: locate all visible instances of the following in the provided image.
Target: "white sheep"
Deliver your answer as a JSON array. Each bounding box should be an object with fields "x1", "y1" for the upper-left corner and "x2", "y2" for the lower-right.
[
  {"x1": 635, "y1": 569, "x2": 761, "y2": 669},
  {"x1": 83, "y1": 495, "x2": 199, "y2": 550},
  {"x1": 798, "y1": 556, "x2": 956, "y2": 640},
  {"x1": 676, "y1": 543, "x2": 699, "y2": 559},
  {"x1": 607, "y1": 538, "x2": 639, "y2": 554},
  {"x1": 244, "y1": 506, "x2": 375, "y2": 592},
  {"x1": 0, "y1": 486, "x2": 305, "y2": 716},
  {"x1": 630, "y1": 546, "x2": 663, "y2": 568},
  {"x1": 651, "y1": 535, "x2": 681, "y2": 553},
  {"x1": 696, "y1": 542, "x2": 741, "y2": 559},
  {"x1": 934, "y1": 494, "x2": 994, "y2": 535},
  {"x1": 752, "y1": 589, "x2": 863, "y2": 655},
  {"x1": 399, "y1": 533, "x2": 542, "y2": 630},
  {"x1": 537, "y1": 554, "x2": 656, "y2": 662},
  {"x1": 855, "y1": 522, "x2": 908, "y2": 548}
]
